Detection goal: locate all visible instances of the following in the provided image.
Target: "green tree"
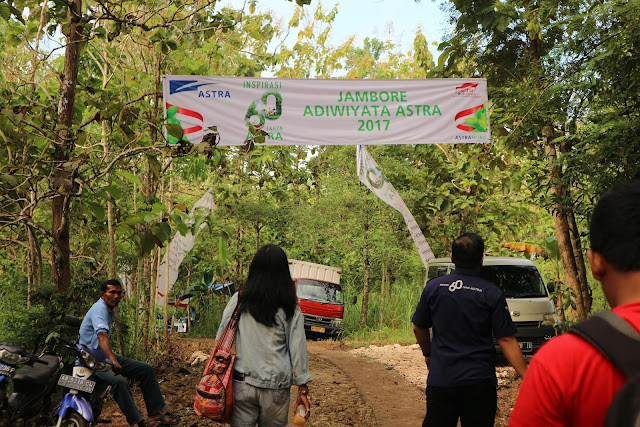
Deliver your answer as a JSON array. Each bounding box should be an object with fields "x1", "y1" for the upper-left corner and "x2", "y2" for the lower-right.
[{"x1": 438, "y1": 0, "x2": 598, "y2": 319}]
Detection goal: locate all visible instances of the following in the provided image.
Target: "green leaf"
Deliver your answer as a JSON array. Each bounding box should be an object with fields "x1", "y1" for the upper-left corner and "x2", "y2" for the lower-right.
[
  {"x1": 115, "y1": 223, "x2": 134, "y2": 235},
  {"x1": 143, "y1": 214, "x2": 157, "y2": 223},
  {"x1": 116, "y1": 170, "x2": 142, "y2": 186},
  {"x1": 87, "y1": 201, "x2": 106, "y2": 221},
  {"x1": 192, "y1": 215, "x2": 205, "y2": 232},
  {"x1": 218, "y1": 233, "x2": 228, "y2": 267},
  {"x1": 165, "y1": 123, "x2": 184, "y2": 143},
  {"x1": 151, "y1": 203, "x2": 166, "y2": 214},
  {"x1": 0, "y1": 174, "x2": 19, "y2": 188},
  {"x1": 0, "y1": 4, "x2": 10, "y2": 21},
  {"x1": 146, "y1": 155, "x2": 162, "y2": 179},
  {"x1": 94, "y1": 26, "x2": 107, "y2": 38},
  {"x1": 151, "y1": 223, "x2": 170, "y2": 242},
  {"x1": 104, "y1": 184, "x2": 122, "y2": 200},
  {"x1": 140, "y1": 232, "x2": 157, "y2": 256}
]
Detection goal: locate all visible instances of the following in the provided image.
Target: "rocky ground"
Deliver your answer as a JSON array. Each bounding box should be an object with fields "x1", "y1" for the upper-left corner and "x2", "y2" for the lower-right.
[{"x1": 99, "y1": 336, "x2": 522, "y2": 426}]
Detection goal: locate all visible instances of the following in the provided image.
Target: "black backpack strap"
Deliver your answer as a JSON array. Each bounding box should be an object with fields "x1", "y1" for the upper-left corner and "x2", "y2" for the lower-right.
[{"x1": 569, "y1": 311, "x2": 640, "y2": 378}]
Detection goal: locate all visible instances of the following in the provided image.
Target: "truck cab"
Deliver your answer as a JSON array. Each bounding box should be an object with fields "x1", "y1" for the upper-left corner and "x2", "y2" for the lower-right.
[
  {"x1": 288, "y1": 260, "x2": 344, "y2": 337},
  {"x1": 426, "y1": 256, "x2": 562, "y2": 355}
]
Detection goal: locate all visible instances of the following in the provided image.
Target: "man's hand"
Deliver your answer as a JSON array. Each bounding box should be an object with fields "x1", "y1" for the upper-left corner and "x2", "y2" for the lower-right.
[
  {"x1": 97, "y1": 331, "x2": 121, "y2": 375},
  {"x1": 112, "y1": 360, "x2": 123, "y2": 376},
  {"x1": 413, "y1": 323, "x2": 432, "y2": 371},
  {"x1": 497, "y1": 335, "x2": 527, "y2": 378},
  {"x1": 295, "y1": 385, "x2": 311, "y2": 420},
  {"x1": 295, "y1": 393, "x2": 310, "y2": 420}
]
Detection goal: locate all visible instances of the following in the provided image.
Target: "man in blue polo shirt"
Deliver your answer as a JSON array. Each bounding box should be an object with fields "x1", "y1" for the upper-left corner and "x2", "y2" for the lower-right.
[
  {"x1": 80, "y1": 279, "x2": 176, "y2": 426},
  {"x1": 412, "y1": 233, "x2": 527, "y2": 427}
]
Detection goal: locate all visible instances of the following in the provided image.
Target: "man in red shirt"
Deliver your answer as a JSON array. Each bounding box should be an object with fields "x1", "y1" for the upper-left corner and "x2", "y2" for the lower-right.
[{"x1": 509, "y1": 180, "x2": 640, "y2": 426}]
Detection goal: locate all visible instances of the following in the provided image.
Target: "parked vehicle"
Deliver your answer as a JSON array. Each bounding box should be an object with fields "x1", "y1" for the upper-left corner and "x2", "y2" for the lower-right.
[
  {"x1": 425, "y1": 256, "x2": 563, "y2": 355},
  {"x1": 289, "y1": 259, "x2": 353, "y2": 338},
  {"x1": 48, "y1": 315, "x2": 113, "y2": 427},
  {"x1": 0, "y1": 341, "x2": 63, "y2": 427}
]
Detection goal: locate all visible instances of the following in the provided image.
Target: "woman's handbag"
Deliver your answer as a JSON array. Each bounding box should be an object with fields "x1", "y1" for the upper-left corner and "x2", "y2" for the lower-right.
[{"x1": 194, "y1": 303, "x2": 241, "y2": 421}]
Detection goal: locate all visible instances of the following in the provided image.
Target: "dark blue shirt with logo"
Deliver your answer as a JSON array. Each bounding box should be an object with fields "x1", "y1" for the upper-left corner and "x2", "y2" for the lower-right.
[{"x1": 412, "y1": 267, "x2": 516, "y2": 387}]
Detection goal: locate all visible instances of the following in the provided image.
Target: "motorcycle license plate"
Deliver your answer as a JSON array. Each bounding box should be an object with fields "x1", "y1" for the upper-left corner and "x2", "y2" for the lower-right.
[
  {"x1": 310, "y1": 326, "x2": 325, "y2": 333},
  {"x1": 0, "y1": 364, "x2": 15, "y2": 376},
  {"x1": 519, "y1": 342, "x2": 533, "y2": 352},
  {"x1": 58, "y1": 374, "x2": 96, "y2": 393}
]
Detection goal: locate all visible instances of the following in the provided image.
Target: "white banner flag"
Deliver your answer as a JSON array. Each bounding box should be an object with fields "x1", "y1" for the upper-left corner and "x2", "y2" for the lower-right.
[
  {"x1": 156, "y1": 188, "x2": 214, "y2": 306},
  {"x1": 163, "y1": 76, "x2": 490, "y2": 146},
  {"x1": 357, "y1": 145, "x2": 435, "y2": 268}
]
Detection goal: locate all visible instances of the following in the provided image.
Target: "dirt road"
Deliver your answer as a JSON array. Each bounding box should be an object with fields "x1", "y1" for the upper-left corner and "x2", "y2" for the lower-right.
[
  {"x1": 307, "y1": 341, "x2": 426, "y2": 426},
  {"x1": 99, "y1": 337, "x2": 520, "y2": 426}
]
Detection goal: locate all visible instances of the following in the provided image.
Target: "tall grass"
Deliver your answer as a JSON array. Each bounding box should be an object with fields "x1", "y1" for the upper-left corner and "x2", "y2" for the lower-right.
[
  {"x1": 187, "y1": 293, "x2": 229, "y2": 337},
  {"x1": 343, "y1": 280, "x2": 423, "y2": 345}
]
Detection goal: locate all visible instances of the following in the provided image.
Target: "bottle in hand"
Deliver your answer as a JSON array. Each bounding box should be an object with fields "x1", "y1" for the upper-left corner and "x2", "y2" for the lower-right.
[{"x1": 294, "y1": 404, "x2": 306, "y2": 426}]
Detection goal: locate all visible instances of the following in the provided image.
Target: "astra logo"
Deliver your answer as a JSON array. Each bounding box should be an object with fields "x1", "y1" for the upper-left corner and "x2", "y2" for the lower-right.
[
  {"x1": 439, "y1": 280, "x2": 484, "y2": 293},
  {"x1": 455, "y1": 83, "x2": 479, "y2": 97},
  {"x1": 169, "y1": 80, "x2": 217, "y2": 95},
  {"x1": 455, "y1": 104, "x2": 487, "y2": 133},
  {"x1": 448, "y1": 280, "x2": 464, "y2": 292}
]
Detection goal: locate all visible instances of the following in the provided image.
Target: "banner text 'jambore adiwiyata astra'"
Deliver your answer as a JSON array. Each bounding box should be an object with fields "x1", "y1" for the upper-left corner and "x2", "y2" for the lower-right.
[{"x1": 163, "y1": 76, "x2": 490, "y2": 146}]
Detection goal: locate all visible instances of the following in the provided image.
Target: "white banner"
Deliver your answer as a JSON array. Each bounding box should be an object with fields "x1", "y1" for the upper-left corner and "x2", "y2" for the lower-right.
[
  {"x1": 156, "y1": 188, "x2": 215, "y2": 306},
  {"x1": 357, "y1": 145, "x2": 435, "y2": 268},
  {"x1": 163, "y1": 76, "x2": 490, "y2": 146}
]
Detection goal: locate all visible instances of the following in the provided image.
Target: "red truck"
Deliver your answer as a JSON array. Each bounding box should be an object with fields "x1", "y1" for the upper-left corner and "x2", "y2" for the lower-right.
[{"x1": 288, "y1": 259, "x2": 346, "y2": 338}]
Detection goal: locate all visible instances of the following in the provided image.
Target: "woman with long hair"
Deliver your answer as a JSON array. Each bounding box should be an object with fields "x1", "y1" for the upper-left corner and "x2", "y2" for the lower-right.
[{"x1": 216, "y1": 244, "x2": 312, "y2": 427}]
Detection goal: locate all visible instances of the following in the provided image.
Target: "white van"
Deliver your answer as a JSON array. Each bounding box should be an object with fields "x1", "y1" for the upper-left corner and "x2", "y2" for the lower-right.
[{"x1": 426, "y1": 256, "x2": 562, "y2": 355}]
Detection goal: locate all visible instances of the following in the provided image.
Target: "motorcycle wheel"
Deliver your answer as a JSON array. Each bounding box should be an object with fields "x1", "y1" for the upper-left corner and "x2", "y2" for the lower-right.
[
  {"x1": 59, "y1": 412, "x2": 88, "y2": 427},
  {"x1": 0, "y1": 388, "x2": 8, "y2": 427}
]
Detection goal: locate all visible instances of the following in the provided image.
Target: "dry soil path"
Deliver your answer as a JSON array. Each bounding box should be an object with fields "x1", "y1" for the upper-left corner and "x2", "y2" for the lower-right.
[
  {"x1": 307, "y1": 341, "x2": 426, "y2": 426},
  {"x1": 99, "y1": 337, "x2": 520, "y2": 426}
]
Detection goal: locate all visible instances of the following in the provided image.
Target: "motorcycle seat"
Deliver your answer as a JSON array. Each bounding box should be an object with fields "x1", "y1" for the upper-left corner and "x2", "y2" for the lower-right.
[{"x1": 13, "y1": 354, "x2": 62, "y2": 386}]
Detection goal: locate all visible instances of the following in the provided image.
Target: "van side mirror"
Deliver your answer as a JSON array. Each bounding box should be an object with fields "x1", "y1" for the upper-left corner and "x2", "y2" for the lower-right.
[
  {"x1": 352, "y1": 295, "x2": 358, "y2": 305},
  {"x1": 546, "y1": 281, "x2": 556, "y2": 294}
]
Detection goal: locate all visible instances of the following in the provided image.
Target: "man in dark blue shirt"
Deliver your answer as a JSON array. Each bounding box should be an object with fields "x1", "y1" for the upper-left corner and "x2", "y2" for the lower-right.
[{"x1": 412, "y1": 233, "x2": 527, "y2": 427}]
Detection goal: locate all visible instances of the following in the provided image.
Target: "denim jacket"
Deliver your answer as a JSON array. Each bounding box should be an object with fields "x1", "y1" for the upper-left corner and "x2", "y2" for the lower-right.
[{"x1": 216, "y1": 292, "x2": 313, "y2": 389}]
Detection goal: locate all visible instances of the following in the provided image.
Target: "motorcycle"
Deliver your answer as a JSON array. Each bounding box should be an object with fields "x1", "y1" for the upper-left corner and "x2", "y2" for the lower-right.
[
  {"x1": 48, "y1": 315, "x2": 113, "y2": 427},
  {"x1": 0, "y1": 341, "x2": 63, "y2": 426}
]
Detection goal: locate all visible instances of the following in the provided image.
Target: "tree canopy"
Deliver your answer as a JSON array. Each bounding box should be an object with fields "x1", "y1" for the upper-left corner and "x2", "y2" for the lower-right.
[{"x1": 0, "y1": 0, "x2": 637, "y2": 351}]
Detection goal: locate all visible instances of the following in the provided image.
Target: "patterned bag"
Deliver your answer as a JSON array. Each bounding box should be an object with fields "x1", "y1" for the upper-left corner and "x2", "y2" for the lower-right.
[{"x1": 194, "y1": 303, "x2": 240, "y2": 421}]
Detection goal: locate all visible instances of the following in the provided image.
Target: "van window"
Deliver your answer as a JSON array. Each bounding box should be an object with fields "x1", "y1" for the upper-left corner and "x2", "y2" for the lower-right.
[
  {"x1": 427, "y1": 265, "x2": 450, "y2": 281},
  {"x1": 480, "y1": 266, "x2": 547, "y2": 298},
  {"x1": 297, "y1": 279, "x2": 344, "y2": 304}
]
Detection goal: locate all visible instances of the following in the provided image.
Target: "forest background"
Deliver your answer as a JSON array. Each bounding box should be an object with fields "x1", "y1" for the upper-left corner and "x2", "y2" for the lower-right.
[{"x1": 0, "y1": 0, "x2": 639, "y2": 361}]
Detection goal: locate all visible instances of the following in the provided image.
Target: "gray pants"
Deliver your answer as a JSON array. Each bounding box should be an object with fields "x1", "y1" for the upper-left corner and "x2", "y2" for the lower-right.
[{"x1": 229, "y1": 379, "x2": 291, "y2": 427}]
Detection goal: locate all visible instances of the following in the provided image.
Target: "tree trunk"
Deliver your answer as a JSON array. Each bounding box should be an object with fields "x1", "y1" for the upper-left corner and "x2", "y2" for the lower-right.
[
  {"x1": 133, "y1": 259, "x2": 141, "y2": 357},
  {"x1": 141, "y1": 158, "x2": 154, "y2": 355},
  {"x1": 558, "y1": 137, "x2": 592, "y2": 315},
  {"x1": 52, "y1": 0, "x2": 83, "y2": 291},
  {"x1": 379, "y1": 260, "x2": 386, "y2": 327},
  {"x1": 142, "y1": 256, "x2": 151, "y2": 354},
  {"x1": 544, "y1": 134, "x2": 587, "y2": 321},
  {"x1": 26, "y1": 225, "x2": 35, "y2": 309},
  {"x1": 163, "y1": 242, "x2": 170, "y2": 336},
  {"x1": 568, "y1": 210, "x2": 592, "y2": 313},
  {"x1": 132, "y1": 187, "x2": 140, "y2": 357},
  {"x1": 359, "y1": 222, "x2": 370, "y2": 328}
]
